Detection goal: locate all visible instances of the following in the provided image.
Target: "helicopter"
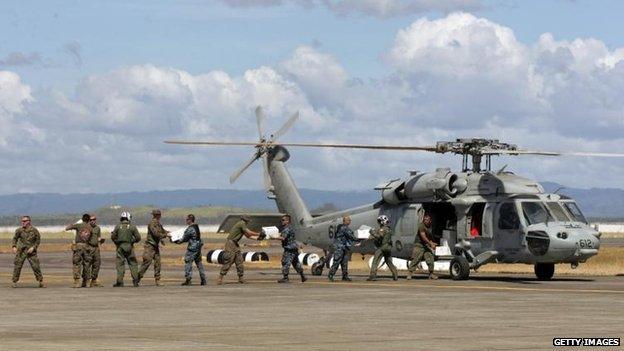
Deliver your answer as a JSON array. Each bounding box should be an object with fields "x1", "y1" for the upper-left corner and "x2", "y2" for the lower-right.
[{"x1": 166, "y1": 107, "x2": 624, "y2": 280}]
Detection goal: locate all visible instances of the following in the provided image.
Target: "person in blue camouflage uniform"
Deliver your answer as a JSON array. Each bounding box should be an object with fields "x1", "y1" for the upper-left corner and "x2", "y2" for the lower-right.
[
  {"x1": 179, "y1": 214, "x2": 206, "y2": 286},
  {"x1": 273, "y1": 214, "x2": 307, "y2": 283},
  {"x1": 327, "y1": 216, "x2": 356, "y2": 282}
]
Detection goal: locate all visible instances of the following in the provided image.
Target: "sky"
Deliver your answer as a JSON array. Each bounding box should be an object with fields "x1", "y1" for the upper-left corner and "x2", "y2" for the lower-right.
[{"x1": 0, "y1": 0, "x2": 623, "y2": 194}]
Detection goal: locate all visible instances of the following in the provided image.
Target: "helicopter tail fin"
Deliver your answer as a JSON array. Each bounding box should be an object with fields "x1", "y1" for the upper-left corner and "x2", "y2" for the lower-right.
[{"x1": 267, "y1": 148, "x2": 313, "y2": 226}]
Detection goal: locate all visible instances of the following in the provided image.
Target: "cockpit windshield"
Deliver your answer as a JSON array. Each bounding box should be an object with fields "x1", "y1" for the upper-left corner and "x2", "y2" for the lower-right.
[
  {"x1": 521, "y1": 202, "x2": 553, "y2": 225},
  {"x1": 562, "y1": 202, "x2": 588, "y2": 224},
  {"x1": 546, "y1": 202, "x2": 571, "y2": 221}
]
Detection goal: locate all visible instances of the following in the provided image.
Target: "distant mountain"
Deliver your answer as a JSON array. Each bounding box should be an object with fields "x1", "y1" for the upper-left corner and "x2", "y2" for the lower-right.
[
  {"x1": 541, "y1": 182, "x2": 624, "y2": 219},
  {"x1": 0, "y1": 188, "x2": 378, "y2": 216},
  {"x1": 0, "y1": 184, "x2": 621, "y2": 219}
]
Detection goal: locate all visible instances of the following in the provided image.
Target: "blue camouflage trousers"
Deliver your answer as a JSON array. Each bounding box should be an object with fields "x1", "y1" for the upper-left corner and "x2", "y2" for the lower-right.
[
  {"x1": 184, "y1": 249, "x2": 206, "y2": 281},
  {"x1": 328, "y1": 247, "x2": 350, "y2": 278},
  {"x1": 281, "y1": 249, "x2": 304, "y2": 277}
]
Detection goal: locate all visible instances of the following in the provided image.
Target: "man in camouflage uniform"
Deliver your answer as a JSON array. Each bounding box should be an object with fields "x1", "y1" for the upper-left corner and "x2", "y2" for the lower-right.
[
  {"x1": 179, "y1": 214, "x2": 206, "y2": 286},
  {"x1": 111, "y1": 212, "x2": 141, "y2": 287},
  {"x1": 327, "y1": 216, "x2": 356, "y2": 282},
  {"x1": 11, "y1": 216, "x2": 45, "y2": 288},
  {"x1": 273, "y1": 214, "x2": 307, "y2": 283},
  {"x1": 217, "y1": 215, "x2": 260, "y2": 285},
  {"x1": 138, "y1": 209, "x2": 169, "y2": 286},
  {"x1": 65, "y1": 213, "x2": 95, "y2": 288},
  {"x1": 367, "y1": 215, "x2": 398, "y2": 281},
  {"x1": 86, "y1": 214, "x2": 104, "y2": 287},
  {"x1": 407, "y1": 213, "x2": 438, "y2": 280}
]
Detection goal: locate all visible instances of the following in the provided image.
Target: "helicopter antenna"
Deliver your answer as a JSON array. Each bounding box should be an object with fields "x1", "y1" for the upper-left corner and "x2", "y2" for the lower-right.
[{"x1": 554, "y1": 186, "x2": 566, "y2": 194}]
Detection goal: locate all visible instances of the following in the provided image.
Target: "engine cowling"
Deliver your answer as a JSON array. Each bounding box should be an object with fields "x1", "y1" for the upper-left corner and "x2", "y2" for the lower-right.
[{"x1": 404, "y1": 168, "x2": 467, "y2": 201}]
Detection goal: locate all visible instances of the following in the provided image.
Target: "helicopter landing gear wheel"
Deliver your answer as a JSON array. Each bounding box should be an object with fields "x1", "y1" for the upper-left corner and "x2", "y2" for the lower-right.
[
  {"x1": 449, "y1": 256, "x2": 470, "y2": 280},
  {"x1": 534, "y1": 263, "x2": 554, "y2": 280},
  {"x1": 311, "y1": 261, "x2": 324, "y2": 276}
]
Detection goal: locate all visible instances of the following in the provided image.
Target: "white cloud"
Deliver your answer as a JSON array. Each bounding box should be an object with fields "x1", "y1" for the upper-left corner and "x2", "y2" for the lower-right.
[{"x1": 0, "y1": 12, "x2": 623, "y2": 194}]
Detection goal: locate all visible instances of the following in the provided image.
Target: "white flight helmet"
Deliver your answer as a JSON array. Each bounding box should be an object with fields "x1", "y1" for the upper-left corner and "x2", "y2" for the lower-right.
[
  {"x1": 377, "y1": 215, "x2": 389, "y2": 226},
  {"x1": 120, "y1": 211, "x2": 132, "y2": 221}
]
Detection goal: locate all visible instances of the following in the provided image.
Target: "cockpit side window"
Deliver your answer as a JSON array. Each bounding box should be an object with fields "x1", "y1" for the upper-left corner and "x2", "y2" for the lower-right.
[
  {"x1": 546, "y1": 202, "x2": 571, "y2": 221},
  {"x1": 521, "y1": 202, "x2": 553, "y2": 225},
  {"x1": 563, "y1": 202, "x2": 588, "y2": 224},
  {"x1": 498, "y1": 203, "x2": 520, "y2": 230}
]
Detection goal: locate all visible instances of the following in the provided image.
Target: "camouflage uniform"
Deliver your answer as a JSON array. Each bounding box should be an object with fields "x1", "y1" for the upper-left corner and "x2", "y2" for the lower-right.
[
  {"x1": 67, "y1": 222, "x2": 94, "y2": 286},
  {"x1": 219, "y1": 220, "x2": 248, "y2": 279},
  {"x1": 328, "y1": 224, "x2": 356, "y2": 280},
  {"x1": 368, "y1": 225, "x2": 398, "y2": 280},
  {"x1": 111, "y1": 220, "x2": 141, "y2": 286},
  {"x1": 87, "y1": 224, "x2": 102, "y2": 282},
  {"x1": 138, "y1": 218, "x2": 168, "y2": 281},
  {"x1": 408, "y1": 223, "x2": 435, "y2": 275},
  {"x1": 180, "y1": 224, "x2": 206, "y2": 283},
  {"x1": 279, "y1": 225, "x2": 305, "y2": 281},
  {"x1": 12, "y1": 226, "x2": 43, "y2": 284}
]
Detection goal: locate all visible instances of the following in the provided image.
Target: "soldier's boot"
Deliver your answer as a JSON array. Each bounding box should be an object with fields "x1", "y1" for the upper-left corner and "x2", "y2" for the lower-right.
[
  {"x1": 90, "y1": 279, "x2": 102, "y2": 288},
  {"x1": 238, "y1": 276, "x2": 246, "y2": 284},
  {"x1": 38, "y1": 280, "x2": 47, "y2": 288},
  {"x1": 406, "y1": 272, "x2": 412, "y2": 280},
  {"x1": 11, "y1": 282, "x2": 18, "y2": 288},
  {"x1": 155, "y1": 278, "x2": 163, "y2": 287},
  {"x1": 392, "y1": 274, "x2": 399, "y2": 281},
  {"x1": 300, "y1": 273, "x2": 307, "y2": 283},
  {"x1": 342, "y1": 275, "x2": 352, "y2": 282},
  {"x1": 277, "y1": 276, "x2": 289, "y2": 283},
  {"x1": 200, "y1": 278, "x2": 207, "y2": 286},
  {"x1": 181, "y1": 278, "x2": 192, "y2": 286},
  {"x1": 113, "y1": 282, "x2": 124, "y2": 287},
  {"x1": 328, "y1": 274, "x2": 334, "y2": 282},
  {"x1": 133, "y1": 279, "x2": 140, "y2": 287},
  {"x1": 81, "y1": 279, "x2": 88, "y2": 288},
  {"x1": 136, "y1": 273, "x2": 143, "y2": 283},
  {"x1": 216, "y1": 275, "x2": 223, "y2": 285},
  {"x1": 366, "y1": 276, "x2": 377, "y2": 281},
  {"x1": 73, "y1": 279, "x2": 81, "y2": 288},
  {"x1": 428, "y1": 273, "x2": 438, "y2": 280}
]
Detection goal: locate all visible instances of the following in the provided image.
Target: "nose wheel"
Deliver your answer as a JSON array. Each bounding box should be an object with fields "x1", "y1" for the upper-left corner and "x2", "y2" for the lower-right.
[{"x1": 534, "y1": 263, "x2": 555, "y2": 280}]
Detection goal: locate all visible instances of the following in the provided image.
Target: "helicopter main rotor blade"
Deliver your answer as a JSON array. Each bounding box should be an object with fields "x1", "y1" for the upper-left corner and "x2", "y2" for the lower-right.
[
  {"x1": 165, "y1": 141, "x2": 261, "y2": 146},
  {"x1": 275, "y1": 142, "x2": 438, "y2": 152},
  {"x1": 272, "y1": 111, "x2": 299, "y2": 141},
  {"x1": 482, "y1": 149, "x2": 624, "y2": 157},
  {"x1": 255, "y1": 106, "x2": 266, "y2": 140},
  {"x1": 164, "y1": 140, "x2": 439, "y2": 151},
  {"x1": 229, "y1": 152, "x2": 261, "y2": 184}
]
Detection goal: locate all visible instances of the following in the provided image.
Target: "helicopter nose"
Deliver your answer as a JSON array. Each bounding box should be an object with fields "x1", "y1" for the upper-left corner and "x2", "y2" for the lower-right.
[{"x1": 526, "y1": 229, "x2": 599, "y2": 261}]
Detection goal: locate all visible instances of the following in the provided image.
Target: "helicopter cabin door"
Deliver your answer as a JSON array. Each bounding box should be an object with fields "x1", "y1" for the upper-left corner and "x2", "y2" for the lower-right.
[
  {"x1": 494, "y1": 202, "x2": 523, "y2": 251},
  {"x1": 394, "y1": 204, "x2": 421, "y2": 257}
]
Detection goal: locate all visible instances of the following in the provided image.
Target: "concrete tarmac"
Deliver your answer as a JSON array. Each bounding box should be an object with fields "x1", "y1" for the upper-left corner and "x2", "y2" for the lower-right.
[{"x1": 1, "y1": 250, "x2": 622, "y2": 350}]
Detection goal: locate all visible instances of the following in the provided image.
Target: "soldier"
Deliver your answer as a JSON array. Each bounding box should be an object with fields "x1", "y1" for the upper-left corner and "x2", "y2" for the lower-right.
[
  {"x1": 179, "y1": 214, "x2": 206, "y2": 286},
  {"x1": 407, "y1": 213, "x2": 438, "y2": 280},
  {"x1": 138, "y1": 209, "x2": 169, "y2": 286},
  {"x1": 216, "y1": 214, "x2": 260, "y2": 285},
  {"x1": 111, "y1": 211, "x2": 141, "y2": 287},
  {"x1": 327, "y1": 216, "x2": 356, "y2": 282},
  {"x1": 367, "y1": 215, "x2": 398, "y2": 281},
  {"x1": 272, "y1": 214, "x2": 307, "y2": 283},
  {"x1": 11, "y1": 216, "x2": 45, "y2": 288},
  {"x1": 65, "y1": 213, "x2": 94, "y2": 288},
  {"x1": 86, "y1": 214, "x2": 105, "y2": 287}
]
